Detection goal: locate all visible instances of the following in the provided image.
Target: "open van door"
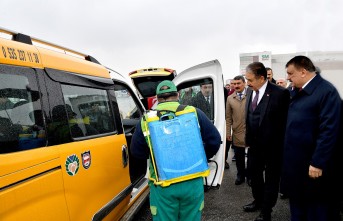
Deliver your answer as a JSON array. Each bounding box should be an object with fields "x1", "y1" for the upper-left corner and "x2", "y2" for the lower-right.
[
  {"x1": 172, "y1": 60, "x2": 226, "y2": 188},
  {"x1": 127, "y1": 60, "x2": 226, "y2": 189}
]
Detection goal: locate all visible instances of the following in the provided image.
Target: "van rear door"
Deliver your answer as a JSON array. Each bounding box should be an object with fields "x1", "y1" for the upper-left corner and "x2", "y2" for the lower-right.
[{"x1": 172, "y1": 59, "x2": 226, "y2": 188}]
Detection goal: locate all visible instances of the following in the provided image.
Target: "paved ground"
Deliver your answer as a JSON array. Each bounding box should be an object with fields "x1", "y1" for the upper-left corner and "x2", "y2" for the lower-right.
[
  {"x1": 132, "y1": 149, "x2": 342, "y2": 220},
  {"x1": 199, "y1": 163, "x2": 290, "y2": 221}
]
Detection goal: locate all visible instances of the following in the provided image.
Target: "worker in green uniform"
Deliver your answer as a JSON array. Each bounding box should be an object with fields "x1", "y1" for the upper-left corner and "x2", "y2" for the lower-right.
[{"x1": 130, "y1": 80, "x2": 221, "y2": 220}]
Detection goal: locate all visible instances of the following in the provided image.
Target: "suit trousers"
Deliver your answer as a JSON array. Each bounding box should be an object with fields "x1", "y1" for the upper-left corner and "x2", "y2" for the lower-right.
[
  {"x1": 225, "y1": 139, "x2": 232, "y2": 162},
  {"x1": 249, "y1": 146, "x2": 281, "y2": 214},
  {"x1": 234, "y1": 146, "x2": 246, "y2": 179}
]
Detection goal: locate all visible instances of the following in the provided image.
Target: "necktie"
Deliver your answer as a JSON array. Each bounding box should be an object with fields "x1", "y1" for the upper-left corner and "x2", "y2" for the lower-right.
[
  {"x1": 251, "y1": 90, "x2": 259, "y2": 111},
  {"x1": 238, "y1": 93, "x2": 242, "y2": 100},
  {"x1": 206, "y1": 96, "x2": 210, "y2": 104}
]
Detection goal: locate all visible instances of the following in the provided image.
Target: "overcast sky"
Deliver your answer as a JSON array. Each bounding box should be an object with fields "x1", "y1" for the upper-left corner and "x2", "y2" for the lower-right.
[{"x1": 2, "y1": 0, "x2": 343, "y2": 81}]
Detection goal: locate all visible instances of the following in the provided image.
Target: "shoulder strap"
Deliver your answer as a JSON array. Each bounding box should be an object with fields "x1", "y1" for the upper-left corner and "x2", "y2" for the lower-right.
[
  {"x1": 176, "y1": 104, "x2": 187, "y2": 112},
  {"x1": 155, "y1": 104, "x2": 188, "y2": 118}
]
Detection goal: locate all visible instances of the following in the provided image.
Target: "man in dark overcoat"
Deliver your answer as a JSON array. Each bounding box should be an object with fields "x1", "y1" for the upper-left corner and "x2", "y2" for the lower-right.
[{"x1": 280, "y1": 56, "x2": 342, "y2": 221}]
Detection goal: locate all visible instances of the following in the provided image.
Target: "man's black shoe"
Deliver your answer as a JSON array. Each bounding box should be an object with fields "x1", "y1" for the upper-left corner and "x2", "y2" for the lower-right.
[
  {"x1": 280, "y1": 193, "x2": 288, "y2": 199},
  {"x1": 243, "y1": 201, "x2": 261, "y2": 212},
  {"x1": 225, "y1": 162, "x2": 230, "y2": 169},
  {"x1": 247, "y1": 178, "x2": 252, "y2": 187},
  {"x1": 254, "y1": 212, "x2": 271, "y2": 221},
  {"x1": 235, "y1": 177, "x2": 244, "y2": 185}
]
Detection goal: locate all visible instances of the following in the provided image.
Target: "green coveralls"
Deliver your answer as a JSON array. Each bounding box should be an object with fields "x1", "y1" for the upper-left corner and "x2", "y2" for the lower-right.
[{"x1": 142, "y1": 102, "x2": 204, "y2": 221}]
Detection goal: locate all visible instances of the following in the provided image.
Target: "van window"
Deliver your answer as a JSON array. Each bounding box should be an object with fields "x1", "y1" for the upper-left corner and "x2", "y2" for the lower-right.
[
  {"x1": 0, "y1": 71, "x2": 46, "y2": 153},
  {"x1": 60, "y1": 84, "x2": 115, "y2": 137},
  {"x1": 115, "y1": 86, "x2": 142, "y2": 120},
  {"x1": 181, "y1": 79, "x2": 214, "y2": 121}
]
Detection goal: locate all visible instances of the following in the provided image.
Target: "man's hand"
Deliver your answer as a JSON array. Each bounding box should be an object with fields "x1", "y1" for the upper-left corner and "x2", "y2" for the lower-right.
[
  {"x1": 227, "y1": 135, "x2": 232, "y2": 141},
  {"x1": 308, "y1": 165, "x2": 322, "y2": 179}
]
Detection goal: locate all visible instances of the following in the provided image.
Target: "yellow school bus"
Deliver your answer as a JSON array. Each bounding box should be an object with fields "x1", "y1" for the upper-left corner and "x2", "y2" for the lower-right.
[{"x1": 0, "y1": 27, "x2": 148, "y2": 220}]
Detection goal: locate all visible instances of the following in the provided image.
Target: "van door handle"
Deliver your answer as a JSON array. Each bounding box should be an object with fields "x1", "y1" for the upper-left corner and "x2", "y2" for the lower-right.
[{"x1": 122, "y1": 144, "x2": 129, "y2": 167}]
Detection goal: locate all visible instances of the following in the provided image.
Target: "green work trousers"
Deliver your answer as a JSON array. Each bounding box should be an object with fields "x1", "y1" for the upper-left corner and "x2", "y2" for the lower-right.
[{"x1": 149, "y1": 177, "x2": 204, "y2": 221}]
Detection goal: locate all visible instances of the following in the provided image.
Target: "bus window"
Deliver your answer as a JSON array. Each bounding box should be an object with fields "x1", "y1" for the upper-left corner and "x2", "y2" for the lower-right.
[
  {"x1": 61, "y1": 84, "x2": 115, "y2": 136},
  {"x1": 115, "y1": 86, "x2": 142, "y2": 120},
  {"x1": 0, "y1": 71, "x2": 46, "y2": 153}
]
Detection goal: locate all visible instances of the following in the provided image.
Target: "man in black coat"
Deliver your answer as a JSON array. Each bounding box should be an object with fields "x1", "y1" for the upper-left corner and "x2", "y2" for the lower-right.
[
  {"x1": 224, "y1": 79, "x2": 235, "y2": 169},
  {"x1": 266, "y1": 67, "x2": 276, "y2": 84},
  {"x1": 190, "y1": 82, "x2": 213, "y2": 120},
  {"x1": 243, "y1": 62, "x2": 290, "y2": 221},
  {"x1": 281, "y1": 56, "x2": 342, "y2": 221}
]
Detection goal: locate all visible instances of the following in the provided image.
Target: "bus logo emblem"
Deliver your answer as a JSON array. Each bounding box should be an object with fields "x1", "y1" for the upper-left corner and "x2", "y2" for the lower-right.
[
  {"x1": 65, "y1": 154, "x2": 80, "y2": 176},
  {"x1": 81, "y1": 151, "x2": 91, "y2": 169}
]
